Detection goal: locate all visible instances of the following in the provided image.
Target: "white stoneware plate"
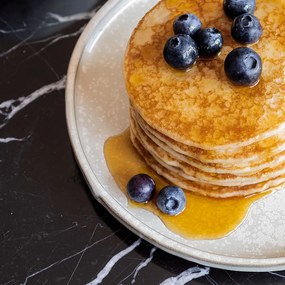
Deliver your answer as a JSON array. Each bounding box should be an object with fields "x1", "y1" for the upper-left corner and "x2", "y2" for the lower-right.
[{"x1": 66, "y1": 0, "x2": 285, "y2": 271}]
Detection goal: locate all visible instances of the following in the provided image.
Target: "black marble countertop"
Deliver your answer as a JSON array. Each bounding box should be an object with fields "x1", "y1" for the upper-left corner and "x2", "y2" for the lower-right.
[{"x1": 1, "y1": 0, "x2": 285, "y2": 284}]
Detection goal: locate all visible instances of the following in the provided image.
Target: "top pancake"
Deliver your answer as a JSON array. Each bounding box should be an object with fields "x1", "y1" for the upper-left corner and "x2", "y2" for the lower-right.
[{"x1": 124, "y1": 0, "x2": 285, "y2": 149}]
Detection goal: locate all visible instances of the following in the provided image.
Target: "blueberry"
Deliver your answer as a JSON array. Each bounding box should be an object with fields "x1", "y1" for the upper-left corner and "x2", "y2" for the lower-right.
[
  {"x1": 223, "y1": 0, "x2": 256, "y2": 19},
  {"x1": 127, "y1": 174, "x2": 155, "y2": 203},
  {"x1": 173, "y1": 13, "x2": 202, "y2": 37},
  {"x1": 224, "y1": 47, "x2": 262, "y2": 86},
  {"x1": 163, "y1": 34, "x2": 198, "y2": 70},
  {"x1": 231, "y1": 13, "x2": 262, "y2": 44},
  {"x1": 156, "y1": 186, "x2": 186, "y2": 215},
  {"x1": 194, "y1": 28, "x2": 223, "y2": 58}
]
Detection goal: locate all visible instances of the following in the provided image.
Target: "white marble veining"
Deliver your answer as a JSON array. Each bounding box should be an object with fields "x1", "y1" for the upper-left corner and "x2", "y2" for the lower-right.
[
  {"x1": 0, "y1": 137, "x2": 27, "y2": 143},
  {"x1": 0, "y1": 27, "x2": 26, "y2": 34},
  {"x1": 0, "y1": 28, "x2": 37, "y2": 58},
  {"x1": 87, "y1": 239, "x2": 142, "y2": 285},
  {"x1": 206, "y1": 275, "x2": 220, "y2": 285},
  {"x1": 19, "y1": 230, "x2": 119, "y2": 285},
  {"x1": 0, "y1": 17, "x2": 46, "y2": 57},
  {"x1": 47, "y1": 9, "x2": 99, "y2": 25},
  {"x1": 66, "y1": 224, "x2": 102, "y2": 285},
  {"x1": 159, "y1": 266, "x2": 210, "y2": 285},
  {"x1": 131, "y1": 247, "x2": 157, "y2": 284},
  {"x1": 0, "y1": 8, "x2": 101, "y2": 61},
  {"x1": 269, "y1": 272, "x2": 285, "y2": 278},
  {"x1": 0, "y1": 8, "x2": 101, "y2": 35},
  {"x1": 0, "y1": 76, "x2": 66, "y2": 129},
  {"x1": 25, "y1": 26, "x2": 86, "y2": 62}
]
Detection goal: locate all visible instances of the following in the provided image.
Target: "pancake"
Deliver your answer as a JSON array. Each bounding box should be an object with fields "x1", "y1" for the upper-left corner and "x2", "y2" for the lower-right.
[
  {"x1": 131, "y1": 119, "x2": 285, "y2": 186},
  {"x1": 125, "y1": 0, "x2": 285, "y2": 149},
  {"x1": 125, "y1": 0, "x2": 285, "y2": 197},
  {"x1": 130, "y1": 112, "x2": 285, "y2": 176},
  {"x1": 130, "y1": 132, "x2": 285, "y2": 198},
  {"x1": 131, "y1": 107, "x2": 285, "y2": 164}
]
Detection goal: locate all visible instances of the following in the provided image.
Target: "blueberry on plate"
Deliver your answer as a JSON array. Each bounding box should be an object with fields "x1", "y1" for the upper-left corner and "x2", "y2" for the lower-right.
[
  {"x1": 156, "y1": 186, "x2": 186, "y2": 216},
  {"x1": 223, "y1": 0, "x2": 256, "y2": 19},
  {"x1": 194, "y1": 28, "x2": 223, "y2": 58},
  {"x1": 231, "y1": 13, "x2": 262, "y2": 44},
  {"x1": 224, "y1": 47, "x2": 262, "y2": 86},
  {"x1": 163, "y1": 34, "x2": 198, "y2": 70},
  {"x1": 127, "y1": 174, "x2": 155, "y2": 203},
  {"x1": 173, "y1": 13, "x2": 202, "y2": 37}
]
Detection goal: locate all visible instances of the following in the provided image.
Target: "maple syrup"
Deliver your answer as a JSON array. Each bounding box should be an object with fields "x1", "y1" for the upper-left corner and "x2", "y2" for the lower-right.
[{"x1": 104, "y1": 129, "x2": 270, "y2": 239}]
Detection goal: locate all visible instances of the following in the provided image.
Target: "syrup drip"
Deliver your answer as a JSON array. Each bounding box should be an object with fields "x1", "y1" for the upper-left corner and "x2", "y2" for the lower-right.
[{"x1": 104, "y1": 129, "x2": 270, "y2": 239}]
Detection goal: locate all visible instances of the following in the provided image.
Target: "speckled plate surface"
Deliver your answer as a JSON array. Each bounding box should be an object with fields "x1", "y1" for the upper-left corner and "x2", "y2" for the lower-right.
[{"x1": 66, "y1": 0, "x2": 285, "y2": 272}]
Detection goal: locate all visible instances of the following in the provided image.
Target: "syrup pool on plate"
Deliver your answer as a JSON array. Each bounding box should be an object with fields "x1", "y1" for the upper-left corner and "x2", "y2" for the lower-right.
[{"x1": 104, "y1": 129, "x2": 270, "y2": 240}]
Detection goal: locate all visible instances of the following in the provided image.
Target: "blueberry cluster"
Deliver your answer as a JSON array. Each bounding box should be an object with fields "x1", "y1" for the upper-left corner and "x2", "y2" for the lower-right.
[
  {"x1": 127, "y1": 173, "x2": 186, "y2": 216},
  {"x1": 224, "y1": 0, "x2": 263, "y2": 86},
  {"x1": 163, "y1": 13, "x2": 223, "y2": 70},
  {"x1": 163, "y1": 0, "x2": 264, "y2": 87}
]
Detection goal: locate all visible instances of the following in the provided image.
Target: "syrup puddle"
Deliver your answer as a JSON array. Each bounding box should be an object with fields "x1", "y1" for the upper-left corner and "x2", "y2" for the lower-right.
[{"x1": 104, "y1": 129, "x2": 270, "y2": 239}]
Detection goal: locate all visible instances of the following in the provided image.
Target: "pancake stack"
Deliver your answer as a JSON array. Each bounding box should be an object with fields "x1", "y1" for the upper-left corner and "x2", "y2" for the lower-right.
[{"x1": 124, "y1": 0, "x2": 285, "y2": 198}]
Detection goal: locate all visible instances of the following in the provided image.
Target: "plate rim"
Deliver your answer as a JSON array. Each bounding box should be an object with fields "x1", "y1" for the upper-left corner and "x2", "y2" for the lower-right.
[{"x1": 65, "y1": 0, "x2": 285, "y2": 272}]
